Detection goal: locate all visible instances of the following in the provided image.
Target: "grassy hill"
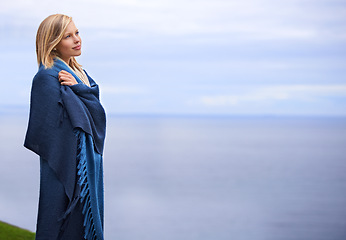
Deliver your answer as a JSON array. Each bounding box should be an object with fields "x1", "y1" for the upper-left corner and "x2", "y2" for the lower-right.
[{"x1": 0, "y1": 221, "x2": 35, "y2": 240}]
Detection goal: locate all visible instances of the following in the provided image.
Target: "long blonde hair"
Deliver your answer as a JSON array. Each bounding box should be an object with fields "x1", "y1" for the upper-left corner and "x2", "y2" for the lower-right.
[{"x1": 36, "y1": 14, "x2": 82, "y2": 70}]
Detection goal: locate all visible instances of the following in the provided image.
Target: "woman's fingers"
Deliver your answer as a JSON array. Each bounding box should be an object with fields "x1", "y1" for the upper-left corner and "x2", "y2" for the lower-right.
[
  {"x1": 59, "y1": 70, "x2": 68, "y2": 75},
  {"x1": 58, "y1": 70, "x2": 78, "y2": 86},
  {"x1": 58, "y1": 70, "x2": 72, "y2": 80}
]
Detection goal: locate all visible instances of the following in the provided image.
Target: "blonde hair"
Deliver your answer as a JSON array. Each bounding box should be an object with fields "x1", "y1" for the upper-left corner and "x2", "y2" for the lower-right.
[{"x1": 36, "y1": 14, "x2": 82, "y2": 70}]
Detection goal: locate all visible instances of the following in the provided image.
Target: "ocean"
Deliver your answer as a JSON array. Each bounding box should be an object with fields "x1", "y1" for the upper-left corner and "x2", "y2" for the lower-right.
[{"x1": 1, "y1": 115, "x2": 346, "y2": 240}]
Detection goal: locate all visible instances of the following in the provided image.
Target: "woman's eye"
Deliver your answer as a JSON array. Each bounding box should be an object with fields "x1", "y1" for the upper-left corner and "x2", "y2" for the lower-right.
[
  {"x1": 65, "y1": 35, "x2": 70, "y2": 39},
  {"x1": 76, "y1": 31, "x2": 79, "y2": 35}
]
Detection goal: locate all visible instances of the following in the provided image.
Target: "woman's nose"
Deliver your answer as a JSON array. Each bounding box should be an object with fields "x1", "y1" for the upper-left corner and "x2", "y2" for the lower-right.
[{"x1": 74, "y1": 35, "x2": 80, "y2": 43}]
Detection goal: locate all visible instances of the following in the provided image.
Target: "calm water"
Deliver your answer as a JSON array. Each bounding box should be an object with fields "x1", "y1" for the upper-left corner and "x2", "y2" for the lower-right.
[{"x1": 1, "y1": 115, "x2": 346, "y2": 240}]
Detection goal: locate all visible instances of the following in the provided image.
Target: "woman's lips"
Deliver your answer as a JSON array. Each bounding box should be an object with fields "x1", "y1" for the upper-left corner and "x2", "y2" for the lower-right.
[{"x1": 73, "y1": 45, "x2": 81, "y2": 50}]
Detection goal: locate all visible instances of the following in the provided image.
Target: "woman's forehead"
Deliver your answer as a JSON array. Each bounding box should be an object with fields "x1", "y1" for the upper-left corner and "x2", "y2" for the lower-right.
[{"x1": 65, "y1": 21, "x2": 78, "y2": 33}]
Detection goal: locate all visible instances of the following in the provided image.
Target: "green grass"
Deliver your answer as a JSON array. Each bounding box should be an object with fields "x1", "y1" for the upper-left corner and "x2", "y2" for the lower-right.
[{"x1": 0, "y1": 221, "x2": 35, "y2": 240}]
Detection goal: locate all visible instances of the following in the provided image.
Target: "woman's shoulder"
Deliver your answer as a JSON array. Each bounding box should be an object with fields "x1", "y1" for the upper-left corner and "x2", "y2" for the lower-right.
[
  {"x1": 36, "y1": 64, "x2": 59, "y2": 77},
  {"x1": 34, "y1": 64, "x2": 59, "y2": 79},
  {"x1": 32, "y1": 65, "x2": 60, "y2": 87}
]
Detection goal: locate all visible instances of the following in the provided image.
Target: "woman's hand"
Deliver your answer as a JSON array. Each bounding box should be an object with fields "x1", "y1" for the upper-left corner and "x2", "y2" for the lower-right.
[{"x1": 58, "y1": 70, "x2": 78, "y2": 86}]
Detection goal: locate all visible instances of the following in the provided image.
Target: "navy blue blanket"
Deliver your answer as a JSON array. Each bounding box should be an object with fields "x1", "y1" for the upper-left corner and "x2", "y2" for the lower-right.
[{"x1": 24, "y1": 58, "x2": 106, "y2": 239}]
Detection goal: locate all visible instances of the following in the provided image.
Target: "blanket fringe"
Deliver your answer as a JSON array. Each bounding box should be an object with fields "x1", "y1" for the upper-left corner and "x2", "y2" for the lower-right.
[{"x1": 76, "y1": 130, "x2": 97, "y2": 240}]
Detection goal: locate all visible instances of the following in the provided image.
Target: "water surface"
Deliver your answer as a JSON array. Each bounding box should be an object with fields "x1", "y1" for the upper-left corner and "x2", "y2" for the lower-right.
[{"x1": 1, "y1": 115, "x2": 346, "y2": 240}]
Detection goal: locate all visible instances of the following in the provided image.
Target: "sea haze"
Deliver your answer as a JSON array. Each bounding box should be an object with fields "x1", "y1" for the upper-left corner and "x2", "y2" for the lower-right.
[{"x1": 1, "y1": 115, "x2": 346, "y2": 240}]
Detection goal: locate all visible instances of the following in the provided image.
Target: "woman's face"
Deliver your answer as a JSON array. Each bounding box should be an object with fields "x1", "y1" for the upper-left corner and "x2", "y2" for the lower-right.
[{"x1": 56, "y1": 21, "x2": 82, "y2": 63}]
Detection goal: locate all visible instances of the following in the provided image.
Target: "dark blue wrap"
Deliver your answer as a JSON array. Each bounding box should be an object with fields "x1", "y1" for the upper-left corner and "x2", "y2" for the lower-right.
[{"x1": 24, "y1": 58, "x2": 106, "y2": 239}]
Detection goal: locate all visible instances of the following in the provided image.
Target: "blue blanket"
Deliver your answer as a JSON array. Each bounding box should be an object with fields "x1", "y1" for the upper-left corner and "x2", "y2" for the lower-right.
[{"x1": 24, "y1": 58, "x2": 106, "y2": 240}]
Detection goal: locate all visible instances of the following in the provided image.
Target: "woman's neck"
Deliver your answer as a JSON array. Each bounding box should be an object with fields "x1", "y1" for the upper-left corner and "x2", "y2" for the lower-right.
[{"x1": 58, "y1": 56, "x2": 71, "y2": 66}]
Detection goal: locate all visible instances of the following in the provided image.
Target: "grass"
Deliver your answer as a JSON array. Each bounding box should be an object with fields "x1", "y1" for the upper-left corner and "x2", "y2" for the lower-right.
[{"x1": 0, "y1": 221, "x2": 35, "y2": 240}]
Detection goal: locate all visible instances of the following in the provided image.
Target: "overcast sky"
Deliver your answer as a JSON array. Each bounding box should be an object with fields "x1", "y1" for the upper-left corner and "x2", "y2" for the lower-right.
[{"x1": 1, "y1": 0, "x2": 346, "y2": 116}]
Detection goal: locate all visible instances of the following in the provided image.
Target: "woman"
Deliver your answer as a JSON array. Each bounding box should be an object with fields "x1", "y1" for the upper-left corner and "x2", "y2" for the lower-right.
[{"x1": 24, "y1": 14, "x2": 106, "y2": 240}]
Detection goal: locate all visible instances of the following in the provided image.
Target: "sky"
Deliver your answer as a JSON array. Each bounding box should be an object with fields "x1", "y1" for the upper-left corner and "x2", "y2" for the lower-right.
[{"x1": 0, "y1": 0, "x2": 346, "y2": 116}]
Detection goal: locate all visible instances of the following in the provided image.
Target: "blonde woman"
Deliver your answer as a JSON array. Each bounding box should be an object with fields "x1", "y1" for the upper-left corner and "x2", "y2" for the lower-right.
[{"x1": 24, "y1": 14, "x2": 106, "y2": 240}]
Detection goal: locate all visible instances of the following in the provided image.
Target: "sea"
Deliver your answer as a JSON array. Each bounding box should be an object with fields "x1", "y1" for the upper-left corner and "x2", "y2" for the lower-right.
[{"x1": 1, "y1": 114, "x2": 346, "y2": 240}]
